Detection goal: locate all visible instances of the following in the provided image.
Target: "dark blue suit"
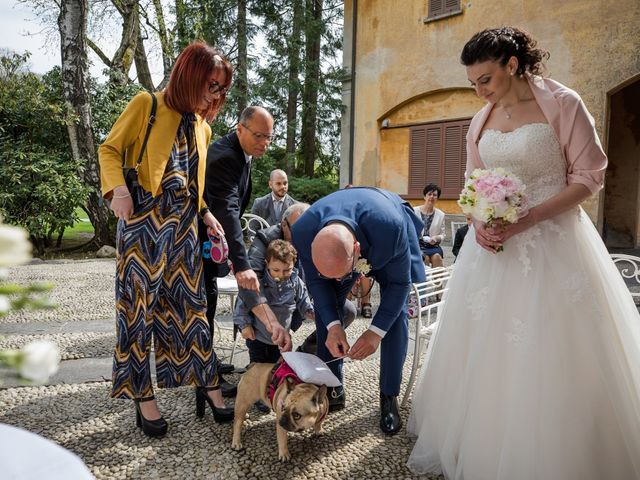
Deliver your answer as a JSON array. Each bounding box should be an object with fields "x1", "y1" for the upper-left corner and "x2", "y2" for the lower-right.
[{"x1": 292, "y1": 187, "x2": 425, "y2": 396}]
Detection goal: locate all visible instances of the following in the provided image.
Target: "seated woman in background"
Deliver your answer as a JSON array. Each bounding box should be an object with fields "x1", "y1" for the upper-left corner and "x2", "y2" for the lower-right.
[{"x1": 414, "y1": 184, "x2": 445, "y2": 268}]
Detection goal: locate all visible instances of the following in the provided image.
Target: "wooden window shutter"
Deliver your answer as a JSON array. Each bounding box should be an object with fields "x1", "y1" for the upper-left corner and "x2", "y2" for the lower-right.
[
  {"x1": 444, "y1": 0, "x2": 460, "y2": 14},
  {"x1": 425, "y1": 125, "x2": 442, "y2": 187},
  {"x1": 408, "y1": 118, "x2": 471, "y2": 199},
  {"x1": 409, "y1": 126, "x2": 427, "y2": 196},
  {"x1": 442, "y1": 122, "x2": 463, "y2": 197},
  {"x1": 428, "y1": 0, "x2": 444, "y2": 18}
]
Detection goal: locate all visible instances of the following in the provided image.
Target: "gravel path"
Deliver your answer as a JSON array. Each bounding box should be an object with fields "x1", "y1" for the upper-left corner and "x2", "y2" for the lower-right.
[{"x1": 0, "y1": 254, "x2": 454, "y2": 479}]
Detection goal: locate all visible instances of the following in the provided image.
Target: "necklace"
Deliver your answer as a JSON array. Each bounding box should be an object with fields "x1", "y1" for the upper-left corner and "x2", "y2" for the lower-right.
[
  {"x1": 503, "y1": 106, "x2": 513, "y2": 119},
  {"x1": 500, "y1": 95, "x2": 535, "y2": 120}
]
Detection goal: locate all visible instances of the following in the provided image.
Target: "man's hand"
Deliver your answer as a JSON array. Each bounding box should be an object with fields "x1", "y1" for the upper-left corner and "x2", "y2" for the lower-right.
[
  {"x1": 235, "y1": 269, "x2": 260, "y2": 292},
  {"x1": 325, "y1": 325, "x2": 350, "y2": 359},
  {"x1": 241, "y1": 325, "x2": 256, "y2": 340},
  {"x1": 252, "y1": 302, "x2": 292, "y2": 351},
  {"x1": 203, "y1": 211, "x2": 225, "y2": 237},
  {"x1": 269, "y1": 321, "x2": 292, "y2": 352},
  {"x1": 348, "y1": 329, "x2": 382, "y2": 360}
]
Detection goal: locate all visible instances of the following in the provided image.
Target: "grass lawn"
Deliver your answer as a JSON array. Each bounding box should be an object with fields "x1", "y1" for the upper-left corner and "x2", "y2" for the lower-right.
[
  {"x1": 61, "y1": 207, "x2": 94, "y2": 241},
  {"x1": 39, "y1": 208, "x2": 98, "y2": 259}
]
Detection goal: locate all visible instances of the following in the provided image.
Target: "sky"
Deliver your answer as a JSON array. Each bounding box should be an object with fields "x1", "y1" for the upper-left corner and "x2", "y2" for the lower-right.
[
  {"x1": 0, "y1": 1, "x2": 60, "y2": 74},
  {"x1": 0, "y1": 0, "x2": 167, "y2": 83}
]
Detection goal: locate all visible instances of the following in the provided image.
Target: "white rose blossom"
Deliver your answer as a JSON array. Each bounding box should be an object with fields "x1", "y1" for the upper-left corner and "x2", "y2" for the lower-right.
[
  {"x1": 0, "y1": 295, "x2": 10, "y2": 313},
  {"x1": 0, "y1": 222, "x2": 32, "y2": 267},
  {"x1": 18, "y1": 340, "x2": 61, "y2": 383}
]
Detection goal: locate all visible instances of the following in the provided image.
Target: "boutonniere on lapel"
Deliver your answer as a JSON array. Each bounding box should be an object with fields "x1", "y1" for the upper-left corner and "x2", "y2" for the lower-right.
[{"x1": 354, "y1": 258, "x2": 371, "y2": 275}]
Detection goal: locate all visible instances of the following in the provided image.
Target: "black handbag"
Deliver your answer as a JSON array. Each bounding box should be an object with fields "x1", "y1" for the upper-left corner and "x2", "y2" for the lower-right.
[{"x1": 123, "y1": 92, "x2": 157, "y2": 192}]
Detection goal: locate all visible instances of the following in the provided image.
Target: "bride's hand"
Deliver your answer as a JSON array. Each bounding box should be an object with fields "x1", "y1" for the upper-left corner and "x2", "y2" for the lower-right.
[
  {"x1": 494, "y1": 211, "x2": 536, "y2": 244},
  {"x1": 472, "y1": 218, "x2": 503, "y2": 254}
]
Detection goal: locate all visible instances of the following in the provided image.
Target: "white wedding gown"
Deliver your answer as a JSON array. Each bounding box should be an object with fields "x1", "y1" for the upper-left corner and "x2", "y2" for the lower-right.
[{"x1": 407, "y1": 123, "x2": 640, "y2": 480}]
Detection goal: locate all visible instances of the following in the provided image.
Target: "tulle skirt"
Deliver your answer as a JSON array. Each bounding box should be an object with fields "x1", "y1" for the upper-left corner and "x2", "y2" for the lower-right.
[{"x1": 407, "y1": 208, "x2": 640, "y2": 480}]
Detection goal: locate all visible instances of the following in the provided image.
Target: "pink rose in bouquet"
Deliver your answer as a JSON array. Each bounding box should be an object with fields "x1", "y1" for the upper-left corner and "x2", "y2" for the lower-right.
[{"x1": 458, "y1": 168, "x2": 529, "y2": 251}]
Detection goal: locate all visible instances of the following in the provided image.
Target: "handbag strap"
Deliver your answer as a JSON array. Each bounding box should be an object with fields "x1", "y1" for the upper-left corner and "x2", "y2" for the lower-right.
[{"x1": 134, "y1": 91, "x2": 157, "y2": 173}]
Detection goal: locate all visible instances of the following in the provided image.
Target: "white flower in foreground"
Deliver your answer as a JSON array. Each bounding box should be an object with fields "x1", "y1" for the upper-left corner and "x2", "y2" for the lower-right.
[
  {"x1": 18, "y1": 340, "x2": 61, "y2": 383},
  {"x1": 0, "y1": 223, "x2": 32, "y2": 267},
  {"x1": 0, "y1": 295, "x2": 10, "y2": 313}
]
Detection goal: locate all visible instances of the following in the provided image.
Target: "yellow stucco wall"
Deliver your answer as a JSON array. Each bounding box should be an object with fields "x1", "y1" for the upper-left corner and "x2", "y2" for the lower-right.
[{"x1": 345, "y1": 0, "x2": 640, "y2": 223}]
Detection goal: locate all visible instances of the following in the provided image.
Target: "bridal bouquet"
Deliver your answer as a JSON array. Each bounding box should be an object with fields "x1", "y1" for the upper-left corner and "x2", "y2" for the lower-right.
[{"x1": 458, "y1": 168, "x2": 529, "y2": 249}]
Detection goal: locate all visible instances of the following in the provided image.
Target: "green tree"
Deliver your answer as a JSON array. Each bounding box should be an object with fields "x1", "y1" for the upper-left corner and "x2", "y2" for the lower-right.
[{"x1": 0, "y1": 53, "x2": 89, "y2": 255}]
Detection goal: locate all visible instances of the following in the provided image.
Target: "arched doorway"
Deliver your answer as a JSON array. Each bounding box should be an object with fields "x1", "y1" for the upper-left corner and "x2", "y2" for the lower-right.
[{"x1": 604, "y1": 75, "x2": 640, "y2": 248}]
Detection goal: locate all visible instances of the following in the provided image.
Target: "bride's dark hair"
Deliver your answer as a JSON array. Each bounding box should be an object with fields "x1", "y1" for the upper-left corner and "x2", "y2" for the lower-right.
[{"x1": 460, "y1": 27, "x2": 549, "y2": 76}]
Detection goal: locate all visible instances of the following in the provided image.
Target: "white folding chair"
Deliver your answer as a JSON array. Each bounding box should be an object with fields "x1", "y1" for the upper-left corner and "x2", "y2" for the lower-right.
[
  {"x1": 611, "y1": 253, "x2": 640, "y2": 301},
  {"x1": 215, "y1": 275, "x2": 244, "y2": 364},
  {"x1": 402, "y1": 268, "x2": 453, "y2": 407},
  {"x1": 240, "y1": 213, "x2": 270, "y2": 243}
]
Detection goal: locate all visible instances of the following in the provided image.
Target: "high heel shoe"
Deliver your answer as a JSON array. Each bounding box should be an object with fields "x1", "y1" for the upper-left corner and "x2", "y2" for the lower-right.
[
  {"x1": 134, "y1": 397, "x2": 168, "y2": 437},
  {"x1": 195, "y1": 386, "x2": 234, "y2": 423}
]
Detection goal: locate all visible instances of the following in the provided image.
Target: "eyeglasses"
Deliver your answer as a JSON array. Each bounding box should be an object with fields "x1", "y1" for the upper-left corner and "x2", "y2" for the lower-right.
[
  {"x1": 208, "y1": 81, "x2": 230, "y2": 96},
  {"x1": 317, "y1": 243, "x2": 357, "y2": 282},
  {"x1": 242, "y1": 123, "x2": 275, "y2": 142}
]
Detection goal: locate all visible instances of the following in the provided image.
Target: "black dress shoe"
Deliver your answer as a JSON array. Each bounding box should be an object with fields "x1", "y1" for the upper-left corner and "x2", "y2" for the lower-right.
[
  {"x1": 328, "y1": 386, "x2": 346, "y2": 412},
  {"x1": 295, "y1": 330, "x2": 317, "y2": 354},
  {"x1": 134, "y1": 397, "x2": 168, "y2": 437},
  {"x1": 218, "y1": 363, "x2": 235, "y2": 374},
  {"x1": 220, "y1": 376, "x2": 237, "y2": 398},
  {"x1": 379, "y1": 392, "x2": 402, "y2": 435},
  {"x1": 195, "y1": 387, "x2": 234, "y2": 423}
]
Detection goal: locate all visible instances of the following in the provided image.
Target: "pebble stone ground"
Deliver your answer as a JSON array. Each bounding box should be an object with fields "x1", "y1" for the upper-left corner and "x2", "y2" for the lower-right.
[{"x1": 0, "y1": 247, "x2": 455, "y2": 480}]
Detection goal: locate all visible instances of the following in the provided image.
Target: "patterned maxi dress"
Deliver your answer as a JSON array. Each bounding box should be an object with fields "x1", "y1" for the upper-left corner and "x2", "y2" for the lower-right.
[{"x1": 111, "y1": 114, "x2": 218, "y2": 399}]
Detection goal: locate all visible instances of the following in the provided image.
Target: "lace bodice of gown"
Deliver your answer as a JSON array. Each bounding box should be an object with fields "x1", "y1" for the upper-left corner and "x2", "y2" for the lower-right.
[{"x1": 478, "y1": 123, "x2": 567, "y2": 206}]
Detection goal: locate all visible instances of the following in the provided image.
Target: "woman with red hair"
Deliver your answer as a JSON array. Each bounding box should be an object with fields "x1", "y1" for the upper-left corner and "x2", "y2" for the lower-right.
[{"x1": 99, "y1": 41, "x2": 234, "y2": 436}]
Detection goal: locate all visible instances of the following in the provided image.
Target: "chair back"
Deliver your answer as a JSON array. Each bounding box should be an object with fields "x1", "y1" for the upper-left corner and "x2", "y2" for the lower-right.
[
  {"x1": 240, "y1": 213, "x2": 270, "y2": 243},
  {"x1": 611, "y1": 254, "x2": 640, "y2": 299}
]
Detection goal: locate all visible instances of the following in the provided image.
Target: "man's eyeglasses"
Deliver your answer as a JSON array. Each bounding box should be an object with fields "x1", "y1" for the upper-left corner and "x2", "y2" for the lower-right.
[
  {"x1": 208, "y1": 81, "x2": 230, "y2": 96},
  {"x1": 317, "y1": 243, "x2": 357, "y2": 282},
  {"x1": 242, "y1": 123, "x2": 275, "y2": 142}
]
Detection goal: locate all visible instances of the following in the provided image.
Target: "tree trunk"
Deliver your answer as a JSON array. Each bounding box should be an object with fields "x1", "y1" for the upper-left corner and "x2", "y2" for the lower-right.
[
  {"x1": 134, "y1": 30, "x2": 154, "y2": 91},
  {"x1": 151, "y1": 0, "x2": 174, "y2": 88},
  {"x1": 110, "y1": 0, "x2": 140, "y2": 84},
  {"x1": 301, "y1": 0, "x2": 322, "y2": 177},
  {"x1": 58, "y1": 0, "x2": 114, "y2": 247},
  {"x1": 286, "y1": 0, "x2": 304, "y2": 161},
  {"x1": 236, "y1": 0, "x2": 248, "y2": 119}
]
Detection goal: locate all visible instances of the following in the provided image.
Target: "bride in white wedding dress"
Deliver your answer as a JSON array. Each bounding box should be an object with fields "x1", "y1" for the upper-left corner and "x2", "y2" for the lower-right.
[{"x1": 407, "y1": 27, "x2": 640, "y2": 480}]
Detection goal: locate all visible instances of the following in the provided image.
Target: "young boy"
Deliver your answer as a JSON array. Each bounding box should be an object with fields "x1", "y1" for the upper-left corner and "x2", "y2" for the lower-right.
[{"x1": 233, "y1": 239, "x2": 314, "y2": 364}]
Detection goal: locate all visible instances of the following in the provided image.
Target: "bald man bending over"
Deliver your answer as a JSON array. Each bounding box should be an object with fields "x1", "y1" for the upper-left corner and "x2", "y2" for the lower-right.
[{"x1": 292, "y1": 187, "x2": 425, "y2": 434}]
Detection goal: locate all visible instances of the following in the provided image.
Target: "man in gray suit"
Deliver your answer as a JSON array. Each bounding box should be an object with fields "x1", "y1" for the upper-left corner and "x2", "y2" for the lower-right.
[{"x1": 251, "y1": 169, "x2": 298, "y2": 225}]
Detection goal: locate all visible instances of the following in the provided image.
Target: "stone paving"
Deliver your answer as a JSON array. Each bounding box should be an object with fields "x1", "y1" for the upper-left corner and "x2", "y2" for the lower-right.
[{"x1": 0, "y1": 249, "x2": 456, "y2": 480}]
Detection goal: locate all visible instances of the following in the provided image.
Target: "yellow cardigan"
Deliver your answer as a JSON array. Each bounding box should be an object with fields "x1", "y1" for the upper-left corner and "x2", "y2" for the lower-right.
[{"x1": 98, "y1": 91, "x2": 212, "y2": 210}]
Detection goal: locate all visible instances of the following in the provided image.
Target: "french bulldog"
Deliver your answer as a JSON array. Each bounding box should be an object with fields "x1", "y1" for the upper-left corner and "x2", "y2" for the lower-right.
[{"x1": 231, "y1": 362, "x2": 329, "y2": 461}]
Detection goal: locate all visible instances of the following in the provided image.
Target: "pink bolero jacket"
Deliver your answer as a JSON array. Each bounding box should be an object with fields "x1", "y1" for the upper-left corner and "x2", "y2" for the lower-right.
[{"x1": 466, "y1": 75, "x2": 607, "y2": 194}]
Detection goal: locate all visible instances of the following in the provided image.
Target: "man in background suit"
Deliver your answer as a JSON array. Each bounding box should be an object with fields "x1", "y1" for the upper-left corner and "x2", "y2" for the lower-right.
[
  {"x1": 292, "y1": 187, "x2": 426, "y2": 434},
  {"x1": 251, "y1": 169, "x2": 298, "y2": 226},
  {"x1": 201, "y1": 106, "x2": 294, "y2": 354}
]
